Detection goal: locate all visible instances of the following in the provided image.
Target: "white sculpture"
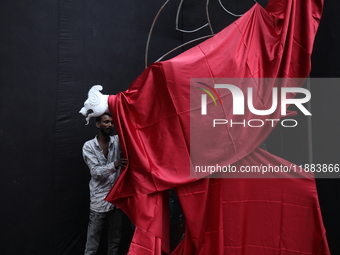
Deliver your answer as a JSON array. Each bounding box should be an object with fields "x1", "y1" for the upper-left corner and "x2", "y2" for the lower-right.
[{"x1": 79, "y1": 85, "x2": 109, "y2": 125}]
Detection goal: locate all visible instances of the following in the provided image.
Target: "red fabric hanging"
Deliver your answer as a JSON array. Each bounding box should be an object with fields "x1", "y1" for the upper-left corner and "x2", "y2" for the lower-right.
[{"x1": 106, "y1": 0, "x2": 330, "y2": 254}]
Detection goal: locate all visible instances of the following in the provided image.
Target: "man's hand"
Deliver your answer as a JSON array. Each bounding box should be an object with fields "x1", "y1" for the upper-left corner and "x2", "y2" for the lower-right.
[{"x1": 114, "y1": 158, "x2": 128, "y2": 169}]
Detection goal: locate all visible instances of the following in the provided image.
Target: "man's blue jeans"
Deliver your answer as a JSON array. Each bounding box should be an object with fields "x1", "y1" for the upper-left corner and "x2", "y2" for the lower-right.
[{"x1": 84, "y1": 208, "x2": 123, "y2": 255}]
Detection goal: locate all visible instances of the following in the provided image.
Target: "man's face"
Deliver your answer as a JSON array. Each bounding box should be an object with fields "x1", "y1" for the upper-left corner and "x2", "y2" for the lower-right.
[{"x1": 96, "y1": 115, "x2": 114, "y2": 136}]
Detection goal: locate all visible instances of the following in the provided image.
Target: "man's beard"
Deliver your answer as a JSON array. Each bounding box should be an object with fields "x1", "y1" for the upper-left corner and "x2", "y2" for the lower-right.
[{"x1": 101, "y1": 127, "x2": 113, "y2": 136}]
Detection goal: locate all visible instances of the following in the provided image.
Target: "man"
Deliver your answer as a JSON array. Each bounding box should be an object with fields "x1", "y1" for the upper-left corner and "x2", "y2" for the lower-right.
[{"x1": 82, "y1": 112, "x2": 127, "y2": 255}]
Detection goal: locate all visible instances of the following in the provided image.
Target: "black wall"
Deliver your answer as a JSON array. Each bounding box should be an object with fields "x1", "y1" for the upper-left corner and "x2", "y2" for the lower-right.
[
  {"x1": 0, "y1": 0, "x2": 339, "y2": 254},
  {"x1": 311, "y1": 1, "x2": 340, "y2": 253}
]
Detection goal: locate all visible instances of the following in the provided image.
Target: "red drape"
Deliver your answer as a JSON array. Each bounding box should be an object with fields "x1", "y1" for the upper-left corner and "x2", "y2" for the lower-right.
[{"x1": 106, "y1": 0, "x2": 330, "y2": 254}]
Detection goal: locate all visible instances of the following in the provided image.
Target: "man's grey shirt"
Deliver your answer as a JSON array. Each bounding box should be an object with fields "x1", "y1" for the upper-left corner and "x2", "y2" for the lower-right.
[{"x1": 82, "y1": 135, "x2": 120, "y2": 212}]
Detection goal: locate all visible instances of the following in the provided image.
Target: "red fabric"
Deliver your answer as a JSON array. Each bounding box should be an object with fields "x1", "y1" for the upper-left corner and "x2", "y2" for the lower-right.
[{"x1": 106, "y1": 0, "x2": 330, "y2": 254}]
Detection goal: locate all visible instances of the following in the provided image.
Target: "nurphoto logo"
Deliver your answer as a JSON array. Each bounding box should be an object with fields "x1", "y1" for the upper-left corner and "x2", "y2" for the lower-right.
[{"x1": 194, "y1": 79, "x2": 311, "y2": 128}]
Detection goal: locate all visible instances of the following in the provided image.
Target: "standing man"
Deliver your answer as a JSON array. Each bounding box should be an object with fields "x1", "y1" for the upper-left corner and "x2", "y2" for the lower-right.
[{"x1": 82, "y1": 112, "x2": 127, "y2": 255}]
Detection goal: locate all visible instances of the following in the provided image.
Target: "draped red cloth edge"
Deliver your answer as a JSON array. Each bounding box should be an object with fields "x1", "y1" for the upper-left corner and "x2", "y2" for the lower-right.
[{"x1": 106, "y1": 0, "x2": 330, "y2": 254}]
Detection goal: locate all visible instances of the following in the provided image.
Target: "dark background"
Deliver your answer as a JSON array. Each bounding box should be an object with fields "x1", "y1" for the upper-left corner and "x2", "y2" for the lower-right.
[{"x1": 0, "y1": 0, "x2": 339, "y2": 254}]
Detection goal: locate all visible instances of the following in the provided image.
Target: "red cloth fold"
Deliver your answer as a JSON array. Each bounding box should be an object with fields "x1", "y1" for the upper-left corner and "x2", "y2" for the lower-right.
[{"x1": 106, "y1": 0, "x2": 330, "y2": 254}]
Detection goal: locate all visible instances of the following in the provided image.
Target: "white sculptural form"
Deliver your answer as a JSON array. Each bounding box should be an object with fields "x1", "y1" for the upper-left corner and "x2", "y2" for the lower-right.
[{"x1": 79, "y1": 85, "x2": 109, "y2": 125}]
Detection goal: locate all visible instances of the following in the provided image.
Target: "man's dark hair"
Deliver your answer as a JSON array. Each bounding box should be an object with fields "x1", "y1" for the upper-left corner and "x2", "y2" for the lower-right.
[{"x1": 96, "y1": 112, "x2": 112, "y2": 122}]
